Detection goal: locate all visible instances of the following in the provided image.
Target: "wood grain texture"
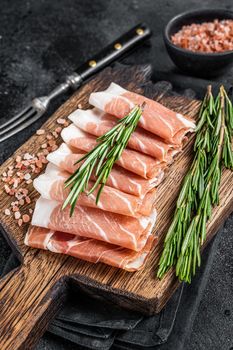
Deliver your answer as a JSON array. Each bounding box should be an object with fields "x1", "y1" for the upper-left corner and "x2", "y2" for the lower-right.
[{"x1": 0, "y1": 64, "x2": 232, "y2": 349}]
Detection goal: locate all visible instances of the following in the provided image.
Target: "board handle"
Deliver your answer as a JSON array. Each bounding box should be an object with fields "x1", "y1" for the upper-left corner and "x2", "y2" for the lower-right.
[{"x1": 0, "y1": 250, "x2": 67, "y2": 350}]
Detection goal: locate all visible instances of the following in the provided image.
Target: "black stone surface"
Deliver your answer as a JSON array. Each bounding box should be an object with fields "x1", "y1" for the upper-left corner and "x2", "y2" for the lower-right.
[{"x1": 0, "y1": 1, "x2": 232, "y2": 349}]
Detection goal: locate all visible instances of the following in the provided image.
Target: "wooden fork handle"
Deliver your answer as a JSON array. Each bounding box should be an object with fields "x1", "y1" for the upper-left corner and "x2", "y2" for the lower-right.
[{"x1": 0, "y1": 251, "x2": 67, "y2": 350}]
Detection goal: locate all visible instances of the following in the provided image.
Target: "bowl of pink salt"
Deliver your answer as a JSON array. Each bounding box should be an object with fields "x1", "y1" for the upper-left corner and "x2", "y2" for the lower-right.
[{"x1": 164, "y1": 9, "x2": 233, "y2": 77}]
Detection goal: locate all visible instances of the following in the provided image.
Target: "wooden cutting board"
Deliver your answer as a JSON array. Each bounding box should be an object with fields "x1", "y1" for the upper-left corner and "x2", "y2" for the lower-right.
[{"x1": 0, "y1": 64, "x2": 232, "y2": 350}]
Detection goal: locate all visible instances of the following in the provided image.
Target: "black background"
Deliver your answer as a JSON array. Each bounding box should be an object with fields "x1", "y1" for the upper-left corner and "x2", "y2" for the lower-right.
[{"x1": 0, "y1": 1, "x2": 233, "y2": 349}]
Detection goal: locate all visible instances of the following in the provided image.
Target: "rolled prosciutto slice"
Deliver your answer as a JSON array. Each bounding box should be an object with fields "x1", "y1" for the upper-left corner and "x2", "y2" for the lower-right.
[
  {"x1": 61, "y1": 124, "x2": 166, "y2": 179},
  {"x1": 69, "y1": 108, "x2": 179, "y2": 162},
  {"x1": 25, "y1": 226, "x2": 155, "y2": 272},
  {"x1": 34, "y1": 164, "x2": 156, "y2": 217},
  {"x1": 47, "y1": 144, "x2": 163, "y2": 198},
  {"x1": 89, "y1": 82, "x2": 195, "y2": 144},
  {"x1": 31, "y1": 197, "x2": 157, "y2": 251}
]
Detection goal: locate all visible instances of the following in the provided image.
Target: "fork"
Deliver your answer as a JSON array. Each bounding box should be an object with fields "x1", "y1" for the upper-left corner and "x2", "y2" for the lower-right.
[{"x1": 0, "y1": 24, "x2": 151, "y2": 143}]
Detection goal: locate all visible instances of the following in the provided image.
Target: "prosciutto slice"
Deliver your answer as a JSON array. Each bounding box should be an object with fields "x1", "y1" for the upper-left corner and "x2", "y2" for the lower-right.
[
  {"x1": 31, "y1": 197, "x2": 157, "y2": 251},
  {"x1": 25, "y1": 226, "x2": 155, "y2": 271},
  {"x1": 34, "y1": 164, "x2": 156, "y2": 217},
  {"x1": 89, "y1": 82, "x2": 195, "y2": 144},
  {"x1": 61, "y1": 124, "x2": 166, "y2": 179},
  {"x1": 69, "y1": 108, "x2": 179, "y2": 162},
  {"x1": 47, "y1": 144, "x2": 163, "y2": 197}
]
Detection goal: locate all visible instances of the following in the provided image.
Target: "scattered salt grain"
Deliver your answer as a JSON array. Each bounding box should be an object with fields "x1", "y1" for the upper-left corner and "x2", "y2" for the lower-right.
[
  {"x1": 51, "y1": 145, "x2": 58, "y2": 151},
  {"x1": 24, "y1": 173, "x2": 31, "y2": 181},
  {"x1": 16, "y1": 156, "x2": 22, "y2": 163},
  {"x1": 36, "y1": 129, "x2": 45, "y2": 135},
  {"x1": 57, "y1": 118, "x2": 66, "y2": 125},
  {"x1": 25, "y1": 196, "x2": 31, "y2": 204},
  {"x1": 4, "y1": 209, "x2": 11, "y2": 216},
  {"x1": 52, "y1": 131, "x2": 58, "y2": 138},
  {"x1": 19, "y1": 199, "x2": 25, "y2": 206},
  {"x1": 55, "y1": 127, "x2": 62, "y2": 134},
  {"x1": 22, "y1": 214, "x2": 30, "y2": 223},
  {"x1": 23, "y1": 153, "x2": 33, "y2": 160},
  {"x1": 46, "y1": 134, "x2": 53, "y2": 140},
  {"x1": 13, "y1": 206, "x2": 19, "y2": 212},
  {"x1": 18, "y1": 219, "x2": 23, "y2": 227},
  {"x1": 14, "y1": 211, "x2": 21, "y2": 220}
]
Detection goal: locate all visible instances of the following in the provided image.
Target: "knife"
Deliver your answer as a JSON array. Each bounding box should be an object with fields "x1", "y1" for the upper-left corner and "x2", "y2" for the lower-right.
[{"x1": 0, "y1": 23, "x2": 151, "y2": 143}]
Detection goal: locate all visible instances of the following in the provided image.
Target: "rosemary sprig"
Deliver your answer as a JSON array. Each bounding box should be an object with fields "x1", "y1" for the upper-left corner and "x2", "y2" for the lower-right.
[
  {"x1": 157, "y1": 85, "x2": 233, "y2": 283},
  {"x1": 175, "y1": 86, "x2": 233, "y2": 283},
  {"x1": 157, "y1": 86, "x2": 215, "y2": 280},
  {"x1": 63, "y1": 104, "x2": 145, "y2": 216}
]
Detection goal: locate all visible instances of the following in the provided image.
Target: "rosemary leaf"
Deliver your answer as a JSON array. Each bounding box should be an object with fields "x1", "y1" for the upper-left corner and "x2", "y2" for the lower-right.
[{"x1": 63, "y1": 104, "x2": 144, "y2": 216}]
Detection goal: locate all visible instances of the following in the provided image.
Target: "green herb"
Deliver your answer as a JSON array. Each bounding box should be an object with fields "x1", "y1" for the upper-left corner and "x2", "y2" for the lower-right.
[
  {"x1": 157, "y1": 85, "x2": 233, "y2": 283},
  {"x1": 63, "y1": 104, "x2": 145, "y2": 216}
]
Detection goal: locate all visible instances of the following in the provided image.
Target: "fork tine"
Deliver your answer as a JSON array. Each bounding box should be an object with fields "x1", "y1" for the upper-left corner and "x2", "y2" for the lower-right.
[
  {"x1": 0, "y1": 105, "x2": 33, "y2": 131},
  {"x1": 0, "y1": 110, "x2": 43, "y2": 143},
  {"x1": 0, "y1": 106, "x2": 37, "y2": 135}
]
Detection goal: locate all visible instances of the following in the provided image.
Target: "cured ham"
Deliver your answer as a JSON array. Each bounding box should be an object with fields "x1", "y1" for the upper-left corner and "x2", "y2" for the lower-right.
[
  {"x1": 34, "y1": 164, "x2": 156, "y2": 217},
  {"x1": 47, "y1": 144, "x2": 164, "y2": 197},
  {"x1": 31, "y1": 197, "x2": 157, "y2": 251},
  {"x1": 89, "y1": 82, "x2": 195, "y2": 144},
  {"x1": 25, "y1": 226, "x2": 155, "y2": 271},
  {"x1": 61, "y1": 124, "x2": 166, "y2": 179},
  {"x1": 69, "y1": 108, "x2": 179, "y2": 162}
]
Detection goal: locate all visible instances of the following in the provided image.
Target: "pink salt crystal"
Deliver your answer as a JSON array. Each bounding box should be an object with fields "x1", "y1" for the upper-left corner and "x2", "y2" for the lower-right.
[
  {"x1": 18, "y1": 219, "x2": 23, "y2": 227},
  {"x1": 4, "y1": 184, "x2": 10, "y2": 193},
  {"x1": 13, "y1": 179, "x2": 19, "y2": 188},
  {"x1": 51, "y1": 145, "x2": 58, "y2": 151},
  {"x1": 42, "y1": 149, "x2": 49, "y2": 156},
  {"x1": 25, "y1": 196, "x2": 31, "y2": 204},
  {"x1": 21, "y1": 188, "x2": 28, "y2": 195},
  {"x1": 29, "y1": 208, "x2": 33, "y2": 214},
  {"x1": 26, "y1": 179, "x2": 33, "y2": 184},
  {"x1": 24, "y1": 153, "x2": 33, "y2": 160},
  {"x1": 41, "y1": 157, "x2": 48, "y2": 164},
  {"x1": 13, "y1": 206, "x2": 19, "y2": 212},
  {"x1": 57, "y1": 118, "x2": 66, "y2": 125},
  {"x1": 16, "y1": 156, "x2": 22, "y2": 163},
  {"x1": 46, "y1": 134, "x2": 53, "y2": 140},
  {"x1": 19, "y1": 199, "x2": 25, "y2": 206},
  {"x1": 36, "y1": 129, "x2": 45, "y2": 135},
  {"x1": 36, "y1": 160, "x2": 43, "y2": 168},
  {"x1": 14, "y1": 211, "x2": 21, "y2": 220},
  {"x1": 52, "y1": 131, "x2": 58, "y2": 138},
  {"x1": 9, "y1": 189, "x2": 16, "y2": 196},
  {"x1": 41, "y1": 143, "x2": 47, "y2": 149},
  {"x1": 24, "y1": 173, "x2": 31, "y2": 181},
  {"x1": 48, "y1": 140, "x2": 56, "y2": 146},
  {"x1": 22, "y1": 214, "x2": 30, "y2": 223},
  {"x1": 4, "y1": 208, "x2": 11, "y2": 216},
  {"x1": 55, "y1": 127, "x2": 62, "y2": 134}
]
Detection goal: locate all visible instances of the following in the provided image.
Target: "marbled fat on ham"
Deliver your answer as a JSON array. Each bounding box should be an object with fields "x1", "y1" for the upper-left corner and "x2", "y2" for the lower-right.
[
  {"x1": 61, "y1": 124, "x2": 166, "y2": 179},
  {"x1": 89, "y1": 82, "x2": 195, "y2": 144},
  {"x1": 25, "y1": 226, "x2": 155, "y2": 271},
  {"x1": 47, "y1": 143, "x2": 163, "y2": 197},
  {"x1": 34, "y1": 164, "x2": 156, "y2": 217},
  {"x1": 31, "y1": 197, "x2": 157, "y2": 251},
  {"x1": 69, "y1": 108, "x2": 180, "y2": 162}
]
